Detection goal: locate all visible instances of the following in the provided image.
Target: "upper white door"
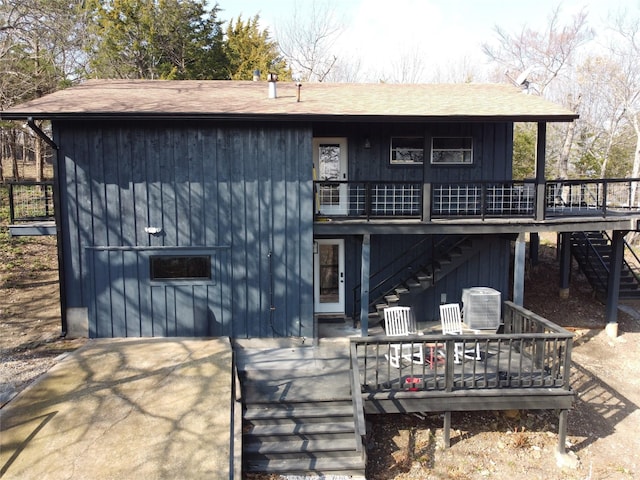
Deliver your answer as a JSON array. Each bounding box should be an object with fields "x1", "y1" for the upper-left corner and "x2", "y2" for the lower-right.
[{"x1": 313, "y1": 137, "x2": 348, "y2": 215}]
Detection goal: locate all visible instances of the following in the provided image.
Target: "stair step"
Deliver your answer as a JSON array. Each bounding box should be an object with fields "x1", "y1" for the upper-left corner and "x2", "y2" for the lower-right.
[
  {"x1": 245, "y1": 437, "x2": 357, "y2": 454},
  {"x1": 243, "y1": 398, "x2": 365, "y2": 476},
  {"x1": 395, "y1": 285, "x2": 410, "y2": 295},
  {"x1": 415, "y1": 271, "x2": 433, "y2": 283},
  {"x1": 244, "y1": 452, "x2": 366, "y2": 474},
  {"x1": 384, "y1": 294, "x2": 400, "y2": 304},
  {"x1": 244, "y1": 421, "x2": 355, "y2": 442},
  {"x1": 244, "y1": 403, "x2": 353, "y2": 422},
  {"x1": 571, "y1": 230, "x2": 640, "y2": 298},
  {"x1": 246, "y1": 421, "x2": 355, "y2": 438}
]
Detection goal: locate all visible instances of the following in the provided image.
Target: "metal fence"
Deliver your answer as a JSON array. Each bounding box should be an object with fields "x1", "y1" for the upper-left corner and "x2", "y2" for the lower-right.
[{"x1": 7, "y1": 181, "x2": 55, "y2": 223}]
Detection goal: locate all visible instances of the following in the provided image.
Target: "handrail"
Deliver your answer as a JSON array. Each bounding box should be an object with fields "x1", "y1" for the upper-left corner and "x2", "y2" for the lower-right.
[
  {"x1": 349, "y1": 342, "x2": 366, "y2": 453},
  {"x1": 602, "y1": 231, "x2": 640, "y2": 287},
  {"x1": 351, "y1": 234, "x2": 473, "y2": 319},
  {"x1": 545, "y1": 178, "x2": 640, "y2": 216},
  {"x1": 571, "y1": 232, "x2": 610, "y2": 290},
  {"x1": 351, "y1": 235, "x2": 431, "y2": 318}
]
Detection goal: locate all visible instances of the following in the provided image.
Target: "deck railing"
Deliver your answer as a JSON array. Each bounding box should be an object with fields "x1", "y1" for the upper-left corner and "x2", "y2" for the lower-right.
[
  {"x1": 349, "y1": 301, "x2": 573, "y2": 394},
  {"x1": 545, "y1": 178, "x2": 640, "y2": 217},
  {"x1": 431, "y1": 180, "x2": 536, "y2": 218},
  {"x1": 314, "y1": 178, "x2": 640, "y2": 221}
]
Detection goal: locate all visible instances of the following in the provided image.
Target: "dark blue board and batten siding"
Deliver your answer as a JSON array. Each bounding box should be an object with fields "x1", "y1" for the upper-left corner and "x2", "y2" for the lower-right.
[{"x1": 55, "y1": 121, "x2": 314, "y2": 339}]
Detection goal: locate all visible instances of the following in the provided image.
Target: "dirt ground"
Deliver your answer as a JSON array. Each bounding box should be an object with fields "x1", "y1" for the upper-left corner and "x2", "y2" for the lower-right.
[{"x1": 1, "y1": 233, "x2": 639, "y2": 479}]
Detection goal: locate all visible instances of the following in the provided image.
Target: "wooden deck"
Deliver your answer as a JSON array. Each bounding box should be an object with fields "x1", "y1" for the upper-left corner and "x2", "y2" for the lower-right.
[
  {"x1": 348, "y1": 301, "x2": 575, "y2": 450},
  {"x1": 235, "y1": 302, "x2": 575, "y2": 476}
]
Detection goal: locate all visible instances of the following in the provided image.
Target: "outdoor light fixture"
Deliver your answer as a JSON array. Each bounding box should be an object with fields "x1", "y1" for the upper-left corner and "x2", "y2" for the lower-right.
[
  {"x1": 364, "y1": 137, "x2": 371, "y2": 149},
  {"x1": 144, "y1": 226, "x2": 163, "y2": 235}
]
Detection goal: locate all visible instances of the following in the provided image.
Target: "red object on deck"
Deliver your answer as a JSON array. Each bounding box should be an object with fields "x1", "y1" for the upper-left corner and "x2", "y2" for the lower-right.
[{"x1": 405, "y1": 377, "x2": 422, "y2": 391}]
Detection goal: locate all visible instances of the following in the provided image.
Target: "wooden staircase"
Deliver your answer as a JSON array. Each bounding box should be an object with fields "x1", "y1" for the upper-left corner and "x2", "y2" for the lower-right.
[
  {"x1": 371, "y1": 235, "x2": 492, "y2": 320},
  {"x1": 243, "y1": 400, "x2": 366, "y2": 476},
  {"x1": 570, "y1": 231, "x2": 640, "y2": 299}
]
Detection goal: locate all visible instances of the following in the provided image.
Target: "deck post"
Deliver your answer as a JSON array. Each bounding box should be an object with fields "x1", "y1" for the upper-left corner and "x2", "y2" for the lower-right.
[
  {"x1": 605, "y1": 230, "x2": 625, "y2": 337},
  {"x1": 529, "y1": 232, "x2": 539, "y2": 266},
  {"x1": 559, "y1": 232, "x2": 571, "y2": 298},
  {"x1": 422, "y1": 183, "x2": 431, "y2": 222},
  {"x1": 513, "y1": 233, "x2": 526, "y2": 306},
  {"x1": 557, "y1": 409, "x2": 568, "y2": 454},
  {"x1": 535, "y1": 123, "x2": 547, "y2": 221},
  {"x1": 443, "y1": 411, "x2": 451, "y2": 448},
  {"x1": 360, "y1": 234, "x2": 371, "y2": 337}
]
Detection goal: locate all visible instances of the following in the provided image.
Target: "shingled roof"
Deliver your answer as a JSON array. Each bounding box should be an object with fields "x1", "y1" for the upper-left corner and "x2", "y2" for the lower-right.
[{"x1": 0, "y1": 80, "x2": 578, "y2": 122}]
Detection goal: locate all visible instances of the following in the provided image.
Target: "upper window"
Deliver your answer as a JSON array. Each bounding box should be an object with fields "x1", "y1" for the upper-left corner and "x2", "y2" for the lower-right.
[
  {"x1": 390, "y1": 137, "x2": 424, "y2": 165},
  {"x1": 431, "y1": 137, "x2": 473, "y2": 164}
]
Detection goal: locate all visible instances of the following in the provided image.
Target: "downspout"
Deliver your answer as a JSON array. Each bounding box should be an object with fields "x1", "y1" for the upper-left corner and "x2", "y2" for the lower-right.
[
  {"x1": 27, "y1": 118, "x2": 67, "y2": 336},
  {"x1": 26, "y1": 117, "x2": 59, "y2": 150}
]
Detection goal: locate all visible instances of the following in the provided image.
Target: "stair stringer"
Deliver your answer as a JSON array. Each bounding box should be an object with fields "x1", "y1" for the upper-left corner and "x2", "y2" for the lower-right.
[
  {"x1": 373, "y1": 235, "x2": 494, "y2": 318},
  {"x1": 570, "y1": 231, "x2": 640, "y2": 300}
]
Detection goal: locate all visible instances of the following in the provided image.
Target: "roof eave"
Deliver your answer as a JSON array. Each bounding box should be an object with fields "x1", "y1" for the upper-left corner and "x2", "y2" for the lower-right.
[{"x1": 0, "y1": 111, "x2": 579, "y2": 123}]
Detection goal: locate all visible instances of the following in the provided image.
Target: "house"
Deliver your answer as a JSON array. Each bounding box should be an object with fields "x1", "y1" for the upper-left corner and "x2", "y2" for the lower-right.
[{"x1": 2, "y1": 79, "x2": 638, "y2": 340}]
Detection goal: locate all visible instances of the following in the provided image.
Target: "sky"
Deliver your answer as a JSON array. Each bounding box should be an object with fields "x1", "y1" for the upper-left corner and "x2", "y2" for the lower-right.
[{"x1": 216, "y1": 0, "x2": 640, "y2": 82}]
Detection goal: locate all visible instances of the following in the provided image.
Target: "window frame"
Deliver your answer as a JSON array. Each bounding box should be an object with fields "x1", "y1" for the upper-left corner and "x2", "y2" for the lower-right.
[
  {"x1": 390, "y1": 136, "x2": 425, "y2": 165},
  {"x1": 149, "y1": 255, "x2": 212, "y2": 282},
  {"x1": 430, "y1": 137, "x2": 473, "y2": 165}
]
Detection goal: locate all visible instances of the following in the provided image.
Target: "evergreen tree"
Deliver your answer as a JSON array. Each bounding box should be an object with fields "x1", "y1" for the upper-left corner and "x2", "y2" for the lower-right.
[
  {"x1": 224, "y1": 15, "x2": 290, "y2": 81},
  {"x1": 85, "y1": 0, "x2": 228, "y2": 79}
]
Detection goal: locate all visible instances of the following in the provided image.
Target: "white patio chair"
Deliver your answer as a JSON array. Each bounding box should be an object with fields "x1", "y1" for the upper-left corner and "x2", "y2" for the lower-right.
[
  {"x1": 383, "y1": 306, "x2": 424, "y2": 368},
  {"x1": 439, "y1": 303, "x2": 481, "y2": 364}
]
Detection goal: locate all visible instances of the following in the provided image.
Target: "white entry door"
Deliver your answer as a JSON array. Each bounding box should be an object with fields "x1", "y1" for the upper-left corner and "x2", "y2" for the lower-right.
[
  {"x1": 314, "y1": 239, "x2": 345, "y2": 314},
  {"x1": 313, "y1": 138, "x2": 348, "y2": 215}
]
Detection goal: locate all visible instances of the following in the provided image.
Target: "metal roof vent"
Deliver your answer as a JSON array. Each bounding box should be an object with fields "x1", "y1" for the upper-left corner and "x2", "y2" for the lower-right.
[{"x1": 267, "y1": 73, "x2": 277, "y2": 99}]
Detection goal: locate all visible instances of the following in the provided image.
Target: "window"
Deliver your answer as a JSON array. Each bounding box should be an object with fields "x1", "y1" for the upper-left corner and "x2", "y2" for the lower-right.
[
  {"x1": 150, "y1": 255, "x2": 211, "y2": 280},
  {"x1": 431, "y1": 137, "x2": 473, "y2": 164},
  {"x1": 390, "y1": 137, "x2": 424, "y2": 164}
]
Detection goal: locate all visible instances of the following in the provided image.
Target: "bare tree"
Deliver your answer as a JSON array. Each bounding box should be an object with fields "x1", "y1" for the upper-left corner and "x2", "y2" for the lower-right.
[
  {"x1": 482, "y1": 6, "x2": 594, "y2": 179},
  {"x1": 275, "y1": 0, "x2": 344, "y2": 82},
  {"x1": 1, "y1": 0, "x2": 88, "y2": 180},
  {"x1": 574, "y1": 55, "x2": 629, "y2": 178},
  {"x1": 378, "y1": 46, "x2": 427, "y2": 84},
  {"x1": 605, "y1": 9, "x2": 640, "y2": 205},
  {"x1": 483, "y1": 6, "x2": 593, "y2": 97}
]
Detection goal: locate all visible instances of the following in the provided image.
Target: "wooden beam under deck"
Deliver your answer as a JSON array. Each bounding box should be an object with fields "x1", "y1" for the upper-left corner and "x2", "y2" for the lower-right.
[
  {"x1": 314, "y1": 216, "x2": 639, "y2": 236},
  {"x1": 363, "y1": 388, "x2": 574, "y2": 414}
]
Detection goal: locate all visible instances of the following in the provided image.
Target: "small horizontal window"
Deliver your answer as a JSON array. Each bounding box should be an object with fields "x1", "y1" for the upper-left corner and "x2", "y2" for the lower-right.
[
  {"x1": 150, "y1": 255, "x2": 211, "y2": 280},
  {"x1": 390, "y1": 137, "x2": 424, "y2": 164},
  {"x1": 431, "y1": 137, "x2": 473, "y2": 164}
]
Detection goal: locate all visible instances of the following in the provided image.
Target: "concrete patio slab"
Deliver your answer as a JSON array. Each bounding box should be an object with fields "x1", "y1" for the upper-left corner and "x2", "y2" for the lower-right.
[{"x1": 0, "y1": 338, "x2": 234, "y2": 480}]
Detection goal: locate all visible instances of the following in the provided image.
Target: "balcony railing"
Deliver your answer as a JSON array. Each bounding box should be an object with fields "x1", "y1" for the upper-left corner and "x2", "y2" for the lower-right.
[
  {"x1": 546, "y1": 178, "x2": 640, "y2": 217},
  {"x1": 349, "y1": 301, "x2": 573, "y2": 394},
  {"x1": 431, "y1": 180, "x2": 535, "y2": 218},
  {"x1": 314, "y1": 178, "x2": 640, "y2": 221}
]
